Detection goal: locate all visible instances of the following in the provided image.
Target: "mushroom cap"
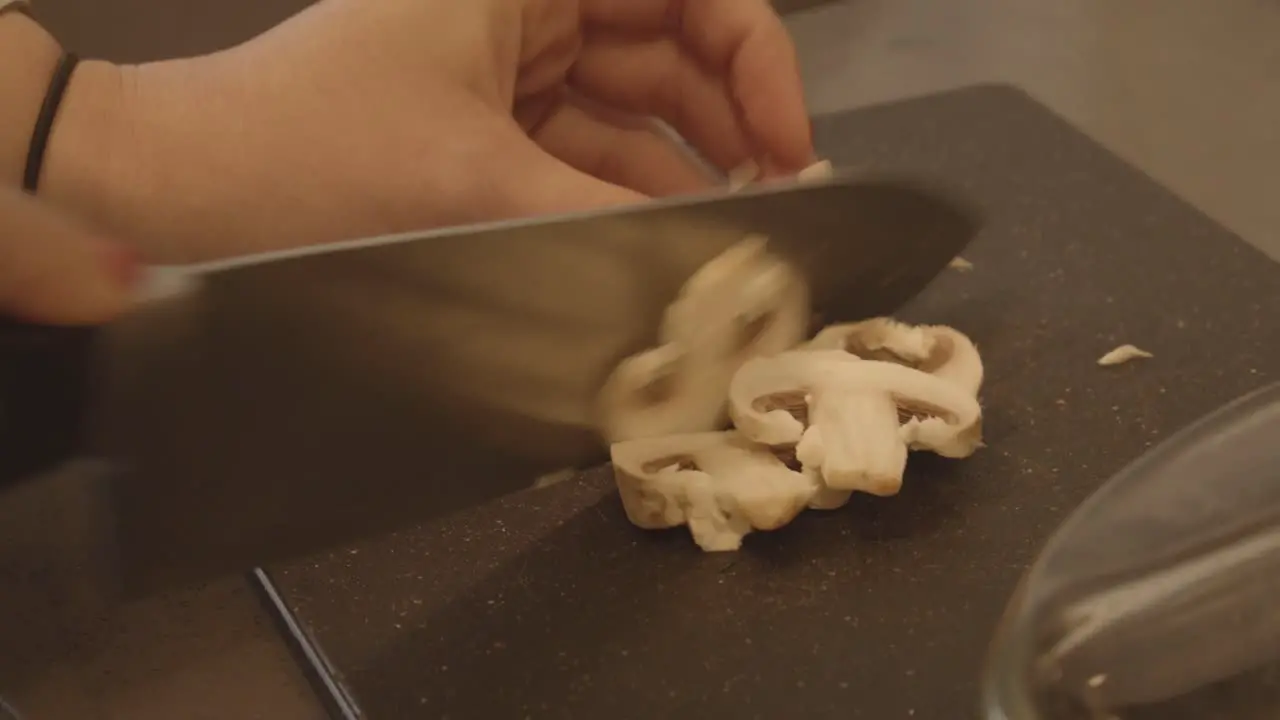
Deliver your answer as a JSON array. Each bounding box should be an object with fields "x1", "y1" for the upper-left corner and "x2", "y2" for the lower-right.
[
  {"x1": 808, "y1": 318, "x2": 984, "y2": 397},
  {"x1": 808, "y1": 318, "x2": 936, "y2": 364}
]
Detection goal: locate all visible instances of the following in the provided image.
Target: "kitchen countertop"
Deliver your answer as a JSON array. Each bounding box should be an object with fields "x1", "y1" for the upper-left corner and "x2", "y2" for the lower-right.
[{"x1": 269, "y1": 84, "x2": 1280, "y2": 719}]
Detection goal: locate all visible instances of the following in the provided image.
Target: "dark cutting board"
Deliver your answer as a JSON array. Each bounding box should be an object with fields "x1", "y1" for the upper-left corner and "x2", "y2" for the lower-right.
[{"x1": 267, "y1": 84, "x2": 1280, "y2": 720}]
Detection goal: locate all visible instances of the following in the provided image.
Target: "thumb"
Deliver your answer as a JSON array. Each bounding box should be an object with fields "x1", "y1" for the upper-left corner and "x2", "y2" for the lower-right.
[{"x1": 0, "y1": 188, "x2": 136, "y2": 326}]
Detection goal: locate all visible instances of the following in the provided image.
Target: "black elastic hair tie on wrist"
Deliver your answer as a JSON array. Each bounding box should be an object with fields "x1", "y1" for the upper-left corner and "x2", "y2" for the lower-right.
[{"x1": 23, "y1": 51, "x2": 81, "y2": 193}]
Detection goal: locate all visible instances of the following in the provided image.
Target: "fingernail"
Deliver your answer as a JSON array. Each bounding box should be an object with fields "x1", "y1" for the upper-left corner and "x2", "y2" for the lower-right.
[{"x1": 96, "y1": 239, "x2": 140, "y2": 289}]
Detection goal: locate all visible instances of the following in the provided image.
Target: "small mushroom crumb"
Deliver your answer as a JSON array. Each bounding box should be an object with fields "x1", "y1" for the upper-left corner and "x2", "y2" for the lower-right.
[
  {"x1": 1097, "y1": 344, "x2": 1153, "y2": 366},
  {"x1": 727, "y1": 158, "x2": 833, "y2": 191},
  {"x1": 948, "y1": 256, "x2": 974, "y2": 271},
  {"x1": 727, "y1": 160, "x2": 761, "y2": 190},
  {"x1": 530, "y1": 468, "x2": 577, "y2": 490},
  {"x1": 795, "y1": 159, "x2": 834, "y2": 182}
]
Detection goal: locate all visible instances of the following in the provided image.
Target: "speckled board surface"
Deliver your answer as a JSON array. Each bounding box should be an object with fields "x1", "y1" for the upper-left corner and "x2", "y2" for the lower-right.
[{"x1": 268, "y1": 84, "x2": 1280, "y2": 719}]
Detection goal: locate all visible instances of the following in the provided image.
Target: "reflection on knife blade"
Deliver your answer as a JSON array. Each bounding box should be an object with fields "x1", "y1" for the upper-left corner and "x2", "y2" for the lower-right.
[{"x1": 84, "y1": 169, "x2": 981, "y2": 592}]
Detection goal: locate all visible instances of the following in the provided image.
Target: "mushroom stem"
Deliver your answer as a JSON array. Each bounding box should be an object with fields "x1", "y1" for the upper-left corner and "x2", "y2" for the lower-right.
[
  {"x1": 728, "y1": 350, "x2": 860, "y2": 444},
  {"x1": 798, "y1": 390, "x2": 908, "y2": 496}
]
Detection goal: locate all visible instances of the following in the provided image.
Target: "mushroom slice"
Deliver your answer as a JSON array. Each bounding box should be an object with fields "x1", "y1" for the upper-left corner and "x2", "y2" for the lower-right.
[
  {"x1": 729, "y1": 352, "x2": 983, "y2": 495},
  {"x1": 808, "y1": 318, "x2": 984, "y2": 397},
  {"x1": 610, "y1": 431, "x2": 815, "y2": 552},
  {"x1": 597, "y1": 236, "x2": 810, "y2": 443}
]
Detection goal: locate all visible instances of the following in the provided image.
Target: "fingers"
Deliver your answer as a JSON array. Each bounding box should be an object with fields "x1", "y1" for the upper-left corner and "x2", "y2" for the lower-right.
[
  {"x1": 0, "y1": 188, "x2": 135, "y2": 325},
  {"x1": 570, "y1": 34, "x2": 753, "y2": 172},
  {"x1": 525, "y1": 95, "x2": 713, "y2": 198},
  {"x1": 581, "y1": 0, "x2": 814, "y2": 170}
]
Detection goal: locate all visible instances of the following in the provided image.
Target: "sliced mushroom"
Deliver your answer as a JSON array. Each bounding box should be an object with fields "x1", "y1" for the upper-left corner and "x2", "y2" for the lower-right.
[
  {"x1": 729, "y1": 351, "x2": 983, "y2": 496},
  {"x1": 610, "y1": 431, "x2": 815, "y2": 551},
  {"x1": 597, "y1": 236, "x2": 810, "y2": 443},
  {"x1": 807, "y1": 318, "x2": 984, "y2": 397}
]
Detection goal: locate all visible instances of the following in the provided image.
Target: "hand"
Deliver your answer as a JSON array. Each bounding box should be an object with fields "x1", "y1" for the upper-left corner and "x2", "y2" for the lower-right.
[
  {"x1": 511, "y1": 0, "x2": 815, "y2": 194},
  {"x1": 49, "y1": 0, "x2": 813, "y2": 262},
  {"x1": 0, "y1": 187, "x2": 134, "y2": 325}
]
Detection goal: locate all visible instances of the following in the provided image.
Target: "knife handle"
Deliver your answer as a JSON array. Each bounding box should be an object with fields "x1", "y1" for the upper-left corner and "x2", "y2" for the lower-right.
[{"x1": 0, "y1": 317, "x2": 96, "y2": 489}]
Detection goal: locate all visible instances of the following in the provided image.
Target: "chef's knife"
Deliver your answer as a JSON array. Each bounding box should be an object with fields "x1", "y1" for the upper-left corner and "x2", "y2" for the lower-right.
[{"x1": 0, "y1": 172, "x2": 980, "y2": 593}]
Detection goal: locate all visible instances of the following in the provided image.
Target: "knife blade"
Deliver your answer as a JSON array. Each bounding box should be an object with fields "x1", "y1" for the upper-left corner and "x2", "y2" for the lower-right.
[{"x1": 1, "y1": 172, "x2": 981, "y2": 592}]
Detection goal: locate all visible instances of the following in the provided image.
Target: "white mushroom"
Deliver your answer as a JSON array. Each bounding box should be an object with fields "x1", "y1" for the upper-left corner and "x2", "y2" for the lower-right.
[
  {"x1": 807, "y1": 317, "x2": 984, "y2": 397},
  {"x1": 597, "y1": 236, "x2": 810, "y2": 443},
  {"x1": 600, "y1": 247, "x2": 991, "y2": 549},
  {"x1": 729, "y1": 351, "x2": 983, "y2": 496},
  {"x1": 610, "y1": 431, "x2": 815, "y2": 551}
]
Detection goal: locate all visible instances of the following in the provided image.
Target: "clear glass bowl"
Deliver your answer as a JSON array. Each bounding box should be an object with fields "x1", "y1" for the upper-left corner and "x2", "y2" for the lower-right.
[{"x1": 982, "y1": 382, "x2": 1280, "y2": 720}]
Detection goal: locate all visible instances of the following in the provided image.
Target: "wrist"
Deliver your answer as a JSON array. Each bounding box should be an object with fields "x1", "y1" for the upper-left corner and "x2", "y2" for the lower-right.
[
  {"x1": 41, "y1": 55, "x2": 241, "y2": 263},
  {"x1": 39, "y1": 60, "x2": 141, "y2": 241},
  {"x1": 46, "y1": 51, "x2": 277, "y2": 263},
  {"x1": 0, "y1": 10, "x2": 61, "y2": 188}
]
